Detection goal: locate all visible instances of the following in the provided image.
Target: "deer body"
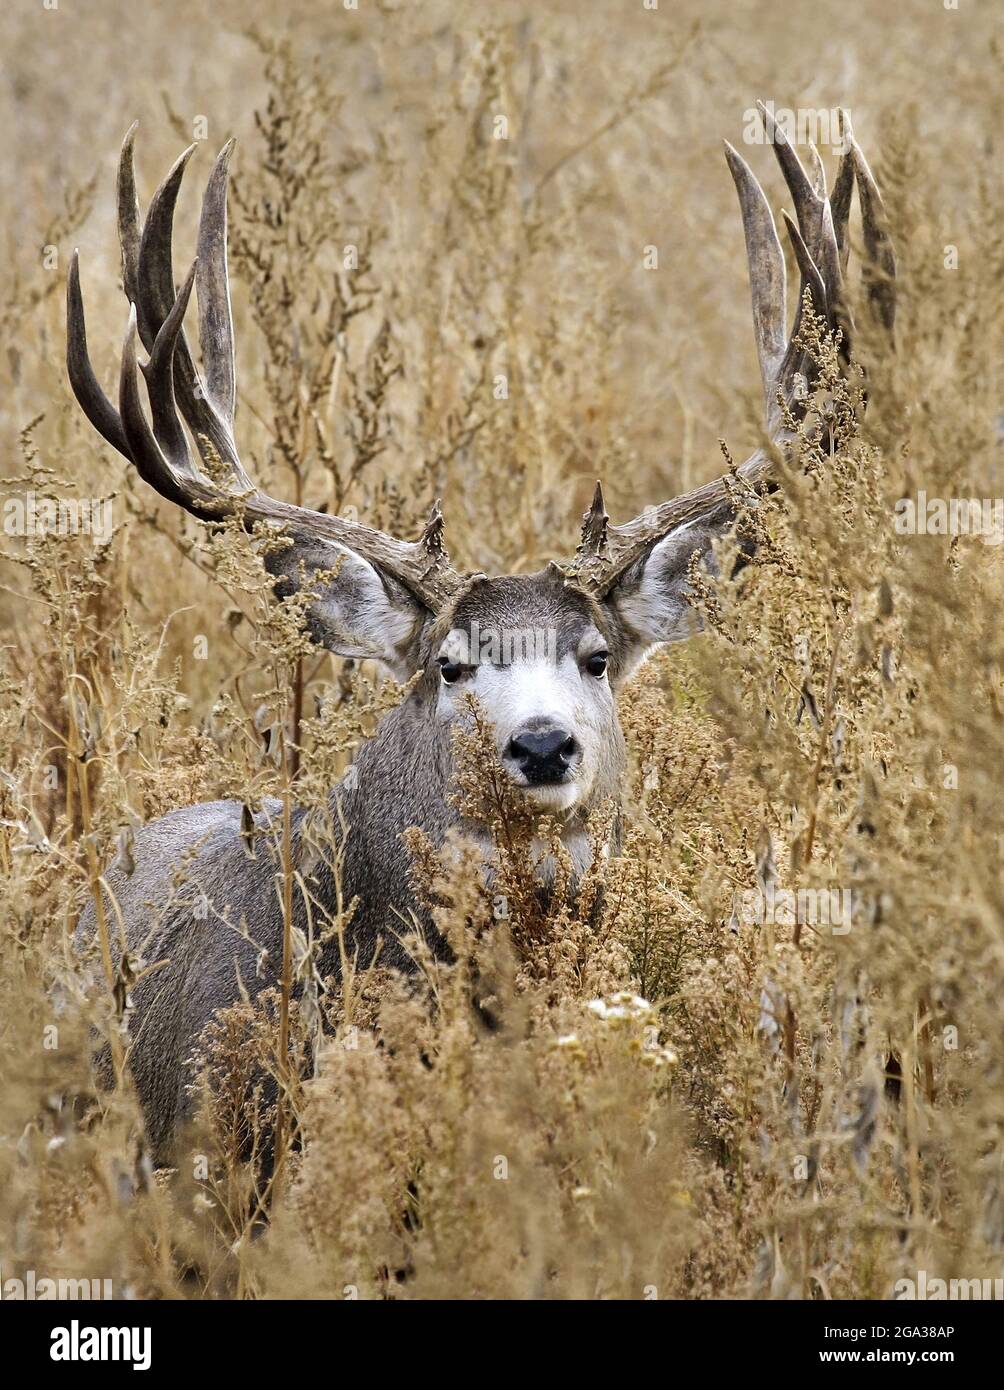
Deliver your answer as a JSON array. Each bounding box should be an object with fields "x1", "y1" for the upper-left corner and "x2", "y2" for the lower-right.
[
  {"x1": 70, "y1": 109, "x2": 893, "y2": 1159},
  {"x1": 90, "y1": 733, "x2": 450, "y2": 1158},
  {"x1": 86, "y1": 569, "x2": 634, "y2": 1157}
]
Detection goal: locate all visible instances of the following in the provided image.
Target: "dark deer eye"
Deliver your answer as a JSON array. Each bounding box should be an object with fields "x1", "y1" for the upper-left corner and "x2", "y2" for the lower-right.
[
  {"x1": 585, "y1": 651, "x2": 609, "y2": 678},
  {"x1": 438, "y1": 658, "x2": 464, "y2": 685}
]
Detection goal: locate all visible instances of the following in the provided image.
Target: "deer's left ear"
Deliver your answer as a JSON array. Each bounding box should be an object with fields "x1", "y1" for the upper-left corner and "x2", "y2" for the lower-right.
[{"x1": 602, "y1": 519, "x2": 724, "y2": 678}]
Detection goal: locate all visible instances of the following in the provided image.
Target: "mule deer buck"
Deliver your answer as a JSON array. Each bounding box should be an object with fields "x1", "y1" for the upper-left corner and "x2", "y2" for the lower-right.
[{"x1": 69, "y1": 108, "x2": 894, "y2": 1160}]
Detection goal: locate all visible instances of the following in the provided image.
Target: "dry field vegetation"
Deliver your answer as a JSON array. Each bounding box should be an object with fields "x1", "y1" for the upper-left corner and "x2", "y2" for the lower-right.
[{"x1": 1, "y1": 0, "x2": 1003, "y2": 1300}]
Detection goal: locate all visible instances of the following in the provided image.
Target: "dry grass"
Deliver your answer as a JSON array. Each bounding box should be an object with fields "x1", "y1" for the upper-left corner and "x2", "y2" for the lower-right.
[{"x1": 1, "y1": 0, "x2": 1003, "y2": 1299}]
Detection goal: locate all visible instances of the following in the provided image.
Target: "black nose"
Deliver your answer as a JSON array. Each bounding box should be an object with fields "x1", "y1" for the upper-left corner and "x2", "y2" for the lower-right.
[{"x1": 506, "y1": 728, "x2": 578, "y2": 784}]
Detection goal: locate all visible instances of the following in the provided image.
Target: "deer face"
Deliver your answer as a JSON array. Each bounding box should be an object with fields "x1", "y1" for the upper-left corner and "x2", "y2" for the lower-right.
[{"x1": 432, "y1": 571, "x2": 622, "y2": 815}]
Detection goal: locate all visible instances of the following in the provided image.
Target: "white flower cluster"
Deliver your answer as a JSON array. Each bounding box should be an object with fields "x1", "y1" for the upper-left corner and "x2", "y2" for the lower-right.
[
  {"x1": 559, "y1": 993, "x2": 679, "y2": 1069},
  {"x1": 587, "y1": 991, "x2": 653, "y2": 1022}
]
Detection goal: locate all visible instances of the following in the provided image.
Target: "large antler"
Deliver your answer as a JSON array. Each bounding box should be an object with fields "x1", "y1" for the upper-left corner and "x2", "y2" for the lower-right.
[
  {"x1": 66, "y1": 126, "x2": 463, "y2": 611},
  {"x1": 566, "y1": 104, "x2": 896, "y2": 597}
]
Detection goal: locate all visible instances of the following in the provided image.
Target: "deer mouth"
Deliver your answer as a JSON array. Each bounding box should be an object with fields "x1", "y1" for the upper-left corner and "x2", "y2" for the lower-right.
[{"x1": 515, "y1": 776, "x2": 583, "y2": 814}]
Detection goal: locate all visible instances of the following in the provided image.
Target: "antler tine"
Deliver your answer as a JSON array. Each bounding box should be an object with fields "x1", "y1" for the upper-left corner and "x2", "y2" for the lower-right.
[
  {"x1": 829, "y1": 112, "x2": 856, "y2": 274},
  {"x1": 196, "y1": 138, "x2": 237, "y2": 428},
  {"x1": 805, "y1": 141, "x2": 827, "y2": 200},
  {"x1": 117, "y1": 122, "x2": 141, "y2": 309},
  {"x1": 130, "y1": 138, "x2": 252, "y2": 491},
  {"x1": 777, "y1": 206, "x2": 839, "y2": 399},
  {"x1": 723, "y1": 141, "x2": 787, "y2": 415},
  {"x1": 565, "y1": 107, "x2": 894, "y2": 599},
  {"x1": 824, "y1": 110, "x2": 896, "y2": 339},
  {"x1": 757, "y1": 101, "x2": 843, "y2": 309},
  {"x1": 757, "y1": 101, "x2": 850, "y2": 387},
  {"x1": 66, "y1": 251, "x2": 131, "y2": 459},
  {"x1": 780, "y1": 209, "x2": 828, "y2": 315},
  {"x1": 68, "y1": 129, "x2": 465, "y2": 613},
  {"x1": 577, "y1": 480, "x2": 610, "y2": 558},
  {"x1": 843, "y1": 112, "x2": 897, "y2": 335},
  {"x1": 141, "y1": 259, "x2": 215, "y2": 488},
  {"x1": 128, "y1": 141, "x2": 195, "y2": 348},
  {"x1": 119, "y1": 303, "x2": 222, "y2": 514}
]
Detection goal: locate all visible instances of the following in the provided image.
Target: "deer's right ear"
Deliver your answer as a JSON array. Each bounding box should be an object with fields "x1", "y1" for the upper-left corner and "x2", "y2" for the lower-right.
[
  {"x1": 267, "y1": 536, "x2": 431, "y2": 679},
  {"x1": 600, "y1": 518, "x2": 725, "y2": 680}
]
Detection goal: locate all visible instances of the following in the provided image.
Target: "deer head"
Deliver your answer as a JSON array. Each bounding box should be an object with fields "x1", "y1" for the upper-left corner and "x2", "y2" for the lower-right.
[{"x1": 67, "y1": 109, "x2": 894, "y2": 823}]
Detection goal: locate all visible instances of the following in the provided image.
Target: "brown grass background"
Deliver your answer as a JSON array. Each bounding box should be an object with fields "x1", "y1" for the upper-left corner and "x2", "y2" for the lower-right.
[{"x1": 1, "y1": 0, "x2": 1003, "y2": 1300}]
